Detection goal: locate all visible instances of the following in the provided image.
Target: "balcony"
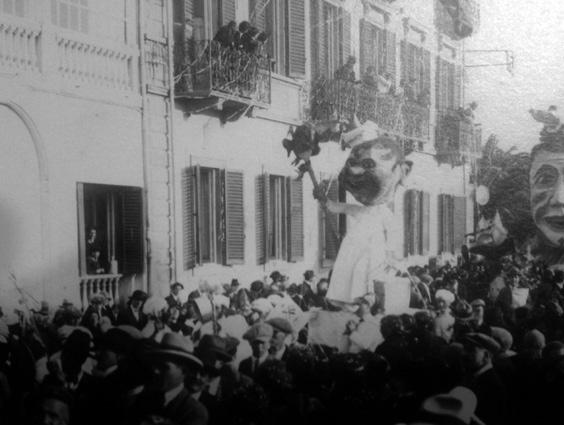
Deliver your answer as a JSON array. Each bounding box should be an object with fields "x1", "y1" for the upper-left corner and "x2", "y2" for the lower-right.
[
  {"x1": 435, "y1": 0, "x2": 480, "y2": 40},
  {"x1": 310, "y1": 78, "x2": 430, "y2": 141},
  {"x1": 175, "y1": 40, "x2": 271, "y2": 113},
  {"x1": 79, "y1": 274, "x2": 122, "y2": 310},
  {"x1": 436, "y1": 109, "x2": 480, "y2": 166}
]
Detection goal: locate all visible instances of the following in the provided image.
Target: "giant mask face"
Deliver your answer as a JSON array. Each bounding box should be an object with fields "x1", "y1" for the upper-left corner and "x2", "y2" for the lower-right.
[
  {"x1": 339, "y1": 137, "x2": 412, "y2": 206},
  {"x1": 529, "y1": 149, "x2": 564, "y2": 247}
]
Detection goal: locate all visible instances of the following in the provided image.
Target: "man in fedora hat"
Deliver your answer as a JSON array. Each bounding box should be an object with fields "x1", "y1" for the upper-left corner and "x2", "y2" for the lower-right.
[
  {"x1": 117, "y1": 290, "x2": 148, "y2": 330},
  {"x1": 461, "y1": 332, "x2": 507, "y2": 425},
  {"x1": 130, "y1": 332, "x2": 208, "y2": 425},
  {"x1": 239, "y1": 323, "x2": 274, "y2": 378}
]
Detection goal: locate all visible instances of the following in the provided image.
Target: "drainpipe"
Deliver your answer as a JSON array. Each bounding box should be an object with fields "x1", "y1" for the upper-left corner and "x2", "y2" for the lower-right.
[
  {"x1": 165, "y1": 0, "x2": 178, "y2": 283},
  {"x1": 138, "y1": 0, "x2": 152, "y2": 293}
]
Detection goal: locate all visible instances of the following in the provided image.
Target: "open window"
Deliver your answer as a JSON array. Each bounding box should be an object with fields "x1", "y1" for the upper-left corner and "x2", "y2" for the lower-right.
[
  {"x1": 255, "y1": 172, "x2": 303, "y2": 264},
  {"x1": 183, "y1": 166, "x2": 245, "y2": 269},
  {"x1": 77, "y1": 183, "x2": 144, "y2": 277}
]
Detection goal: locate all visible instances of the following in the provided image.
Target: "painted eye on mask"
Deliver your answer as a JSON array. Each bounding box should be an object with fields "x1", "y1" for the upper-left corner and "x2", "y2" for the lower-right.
[
  {"x1": 534, "y1": 166, "x2": 558, "y2": 187},
  {"x1": 347, "y1": 158, "x2": 376, "y2": 169}
]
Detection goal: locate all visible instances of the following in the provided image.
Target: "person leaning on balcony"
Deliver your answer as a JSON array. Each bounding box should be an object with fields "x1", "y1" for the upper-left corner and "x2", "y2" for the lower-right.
[
  {"x1": 334, "y1": 55, "x2": 357, "y2": 82},
  {"x1": 362, "y1": 66, "x2": 378, "y2": 87},
  {"x1": 214, "y1": 20, "x2": 238, "y2": 49},
  {"x1": 377, "y1": 71, "x2": 393, "y2": 94}
]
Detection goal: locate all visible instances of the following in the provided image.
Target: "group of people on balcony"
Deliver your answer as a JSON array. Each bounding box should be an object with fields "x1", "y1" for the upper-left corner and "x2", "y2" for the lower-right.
[
  {"x1": 333, "y1": 57, "x2": 431, "y2": 109},
  {"x1": 213, "y1": 20, "x2": 268, "y2": 55}
]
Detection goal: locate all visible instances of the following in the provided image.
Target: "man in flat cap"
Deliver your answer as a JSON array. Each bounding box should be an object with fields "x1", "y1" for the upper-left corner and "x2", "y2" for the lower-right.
[
  {"x1": 239, "y1": 323, "x2": 273, "y2": 378},
  {"x1": 130, "y1": 332, "x2": 208, "y2": 425},
  {"x1": 266, "y1": 318, "x2": 293, "y2": 361},
  {"x1": 461, "y1": 332, "x2": 507, "y2": 425}
]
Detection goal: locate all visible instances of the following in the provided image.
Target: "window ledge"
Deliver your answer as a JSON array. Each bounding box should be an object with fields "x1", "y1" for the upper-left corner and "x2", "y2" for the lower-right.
[{"x1": 271, "y1": 73, "x2": 305, "y2": 88}]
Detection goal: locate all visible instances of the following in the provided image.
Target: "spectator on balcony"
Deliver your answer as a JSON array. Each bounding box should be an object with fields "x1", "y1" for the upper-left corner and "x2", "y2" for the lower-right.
[
  {"x1": 458, "y1": 101, "x2": 478, "y2": 123},
  {"x1": 238, "y1": 21, "x2": 267, "y2": 55},
  {"x1": 377, "y1": 71, "x2": 393, "y2": 94},
  {"x1": 214, "y1": 21, "x2": 238, "y2": 49},
  {"x1": 334, "y1": 56, "x2": 356, "y2": 82},
  {"x1": 362, "y1": 66, "x2": 378, "y2": 88}
]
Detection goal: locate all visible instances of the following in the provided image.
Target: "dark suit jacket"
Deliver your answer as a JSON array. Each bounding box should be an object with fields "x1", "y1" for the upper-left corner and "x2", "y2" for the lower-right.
[
  {"x1": 117, "y1": 306, "x2": 148, "y2": 330},
  {"x1": 165, "y1": 294, "x2": 183, "y2": 310},
  {"x1": 238, "y1": 356, "x2": 260, "y2": 379},
  {"x1": 130, "y1": 387, "x2": 208, "y2": 425}
]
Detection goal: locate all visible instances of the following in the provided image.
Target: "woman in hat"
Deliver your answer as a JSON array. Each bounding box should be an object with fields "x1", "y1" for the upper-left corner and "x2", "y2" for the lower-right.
[{"x1": 117, "y1": 290, "x2": 149, "y2": 330}]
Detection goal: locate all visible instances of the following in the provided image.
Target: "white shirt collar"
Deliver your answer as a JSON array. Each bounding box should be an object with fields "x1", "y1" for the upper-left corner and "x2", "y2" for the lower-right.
[
  {"x1": 164, "y1": 383, "x2": 185, "y2": 406},
  {"x1": 274, "y1": 345, "x2": 287, "y2": 360}
]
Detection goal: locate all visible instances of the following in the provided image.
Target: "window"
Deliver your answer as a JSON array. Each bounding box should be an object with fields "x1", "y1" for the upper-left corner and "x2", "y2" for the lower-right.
[
  {"x1": 1, "y1": 0, "x2": 27, "y2": 18},
  {"x1": 310, "y1": 0, "x2": 351, "y2": 79},
  {"x1": 438, "y1": 193, "x2": 454, "y2": 253},
  {"x1": 400, "y1": 41, "x2": 431, "y2": 105},
  {"x1": 50, "y1": 0, "x2": 133, "y2": 44},
  {"x1": 359, "y1": 20, "x2": 396, "y2": 85},
  {"x1": 319, "y1": 175, "x2": 346, "y2": 266},
  {"x1": 77, "y1": 183, "x2": 144, "y2": 276},
  {"x1": 183, "y1": 166, "x2": 244, "y2": 269},
  {"x1": 250, "y1": 0, "x2": 306, "y2": 77},
  {"x1": 436, "y1": 57, "x2": 462, "y2": 112},
  {"x1": 404, "y1": 189, "x2": 430, "y2": 256},
  {"x1": 256, "y1": 173, "x2": 303, "y2": 264}
]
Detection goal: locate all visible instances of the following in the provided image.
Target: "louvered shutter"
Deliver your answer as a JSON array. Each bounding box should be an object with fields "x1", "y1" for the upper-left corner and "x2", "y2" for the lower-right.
[
  {"x1": 321, "y1": 177, "x2": 340, "y2": 265},
  {"x1": 288, "y1": 0, "x2": 306, "y2": 78},
  {"x1": 438, "y1": 194, "x2": 446, "y2": 253},
  {"x1": 400, "y1": 40, "x2": 407, "y2": 85},
  {"x1": 121, "y1": 188, "x2": 144, "y2": 274},
  {"x1": 340, "y1": 8, "x2": 351, "y2": 64},
  {"x1": 404, "y1": 190, "x2": 412, "y2": 257},
  {"x1": 454, "y1": 64, "x2": 462, "y2": 109},
  {"x1": 435, "y1": 57, "x2": 442, "y2": 112},
  {"x1": 412, "y1": 190, "x2": 421, "y2": 255},
  {"x1": 288, "y1": 177, "x2": 304, "y2": 262},
  {"x1": 183, "y1": 167, "x2": 198, "y2": 269},
  {"x1": 422, "y1": 49, "x2": 431, "y2": 95},
  {"x1": 184, "y1": 0, "x2": 194, "y2": 21},
  {"x1": 255, "y1": 173, "x2": 269, "y2": 265},
  {"x1": 77, "y1": 183, "x2": 87, "y2": 275},
  {"x1": 421, "y1": 191, "x2": 430, "y2": 255},
  {"x1": 220, "y1": 0, "x2": 236, "y2": 25},
  {"x1": 310, "y1": 0, "x2": 320, "y2": 78},
  {"x1": 385, "y1": 30, "x2": 396, "y2": 84},
  {"x1": 453, "y1": 196, "x2": 466, "y2": 252},
  {"x1": 359, "y1": 19, "x2": 367, "y2": 74},
  {"x1": 225, "y1": 170, "x2": 245, "y2": 265},
  {"x1": 250, "y1": 0, "x2": 267, "y2": 32}
]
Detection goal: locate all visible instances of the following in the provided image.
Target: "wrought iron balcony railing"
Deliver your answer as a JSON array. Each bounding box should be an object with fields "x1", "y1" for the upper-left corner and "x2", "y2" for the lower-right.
[
  {"x1": 310, "y1": 78, "x2": 430, "y2": 141},
  {"x1": 436, "y1": 109, "x2": 479, "y2": 166},
  {"x1": 175, "y1": 39, "x2": 271, "y2": 107}
]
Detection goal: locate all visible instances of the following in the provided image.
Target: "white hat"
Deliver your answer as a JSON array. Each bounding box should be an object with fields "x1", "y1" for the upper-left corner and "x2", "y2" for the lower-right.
[
  {"x1": 341, "y1": 116, "x2": 381, "y2": 148},
  {"x1": 251, "y1": 298, "x2": 272, "y2": 315},
  {"x1": 435, "y1": 289, "x2": 455, "y2": 305}
]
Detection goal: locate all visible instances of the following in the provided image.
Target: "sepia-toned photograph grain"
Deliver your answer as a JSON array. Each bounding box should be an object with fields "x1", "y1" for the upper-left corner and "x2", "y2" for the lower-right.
[{"x1": 0, "y1": 0, "x2": 563, "y2": 424}]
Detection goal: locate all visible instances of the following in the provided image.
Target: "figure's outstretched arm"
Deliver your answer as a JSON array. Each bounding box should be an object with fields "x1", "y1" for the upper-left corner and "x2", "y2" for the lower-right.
[{"x1": 325, "y1": 200, "x2": 363, "y2": 216}]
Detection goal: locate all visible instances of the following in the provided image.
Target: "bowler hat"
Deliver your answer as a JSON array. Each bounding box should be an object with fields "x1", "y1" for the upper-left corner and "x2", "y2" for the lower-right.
[
  {"x1": 422, "y1": 386, "x2": 483, "y2": 425},
  {"x1": 462, "y1": 332, "x2": 501, "y2": 354},
  {"x1": 130, "y1": 290, "x2": 148, "y2": 302},
  {"x1": 149, "y1": 332, "x2": 203, "y2": 369}
]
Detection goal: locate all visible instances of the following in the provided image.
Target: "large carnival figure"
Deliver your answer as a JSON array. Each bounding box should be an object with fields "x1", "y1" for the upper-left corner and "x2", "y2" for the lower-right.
[
  {"x1": 314, "y1": 123, "x2": 412, "y2": 308},
  {"x1": 529, "y1": 106, "x2": 564, "y2": 265}
]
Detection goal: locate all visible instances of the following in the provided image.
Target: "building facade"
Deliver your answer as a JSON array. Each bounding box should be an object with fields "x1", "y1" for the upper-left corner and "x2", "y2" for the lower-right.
[{"x1": 0, "y1": 0, "x2": 481, "y2": 310}]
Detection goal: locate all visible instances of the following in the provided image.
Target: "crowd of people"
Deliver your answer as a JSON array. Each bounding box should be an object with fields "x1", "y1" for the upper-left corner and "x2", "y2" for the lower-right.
[{"x1": 1, "y1": 254, "x2": 564, "y2": 425}]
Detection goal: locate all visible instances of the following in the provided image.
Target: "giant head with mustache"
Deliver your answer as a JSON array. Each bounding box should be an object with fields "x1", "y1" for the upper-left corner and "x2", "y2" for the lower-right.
[
  {"x1": 530, "y1": 123, "x2": 564, "y2": 256},
  {"x1": 339, "y1": 135, "x2": 413, "y2": 206}
]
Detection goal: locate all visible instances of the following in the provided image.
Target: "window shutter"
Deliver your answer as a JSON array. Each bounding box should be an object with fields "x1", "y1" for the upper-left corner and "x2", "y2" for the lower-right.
[
  {"x1": 255, "y1": 173, "x2": 269, "y2": 265},
  {"x1": 320, "y1": 176, "x2": 340, "y2": 266},
  {"x1": 421, "y1": 191, "x2": 430, "y2": 255},
  {"x1": 438, "y1": 194, "x2": 446, "y2": 253},
  {"x1": 453, "y1": 196, "x2": 466, "y2": 252},
  {"x1": 400, "y1": 40, "x2": 407, "y2": 85},
  {"x1": 404, "y1": 190, "x2": 412, "y2": 257},
  {"x1": 384, "y1": 30, "x2": 396, "y2": 84},
  {"x1": 412, "y1": 190, "x2": 421, "y2": 255},
  {"x1": 454, "y1": 65, "x2": 462, "y2": 109},
  {"x1": 311, "y1": 0, "x2": 326, "y2": 78},
  {"x1": 182, "y1": 167, "x2": 197, "y2": 269},
  {"x1": 422, "y1": 49, "x2": 431, "y2": 95},
  {"x1": 288, "y1": 0, "x2": 306, "y2": 78},
  {"x1": 250, "y1": 0, "x2": 267, "y2": 32},
  {"x1": 435, "y1": 57, "x2": 442, "y2": 112},
  {"x1": 359, "y1": 19, "x2": 367, "y2": 75},
  {"x1": 220, "y1": 0, "x2": 236, "y2": 25},
  {"x1": 340, "y1": 8, "x2": 351, "y2": 64},
  {"x1": 121, "y1": 188, "x2": 144, "y2": 275},
  {"x1": 77, "y1": 183, "x2": 87, "y2": 275},
  {"x1": 288, "y1": 177, "x2": 304, "y2": 262},
  {"x1": 224, "y1": 170, "x2": 245, "y2": 265}
]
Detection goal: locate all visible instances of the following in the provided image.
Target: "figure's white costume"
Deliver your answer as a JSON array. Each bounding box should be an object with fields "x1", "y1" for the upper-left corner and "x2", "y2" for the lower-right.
[{"x1": 326, "y1": 203, "x2": 396, "y2": 305}]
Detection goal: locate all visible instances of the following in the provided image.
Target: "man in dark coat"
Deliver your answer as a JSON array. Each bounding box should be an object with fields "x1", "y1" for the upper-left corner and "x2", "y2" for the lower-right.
[
  {"x1": 239, "y1": 323, "x2": 274, "y2": 379},
  {"x1": 129, "y1": 332, "x2": 208, "y2": 425},
  {"x1": 165, "y1": 282, "x2": 184, "y2": 310}
]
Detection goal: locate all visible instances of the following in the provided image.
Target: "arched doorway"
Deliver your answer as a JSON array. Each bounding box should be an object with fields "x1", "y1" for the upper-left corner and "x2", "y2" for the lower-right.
[{"x1": 0, "y1": 103, "x2": 48, "y2": 314}]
